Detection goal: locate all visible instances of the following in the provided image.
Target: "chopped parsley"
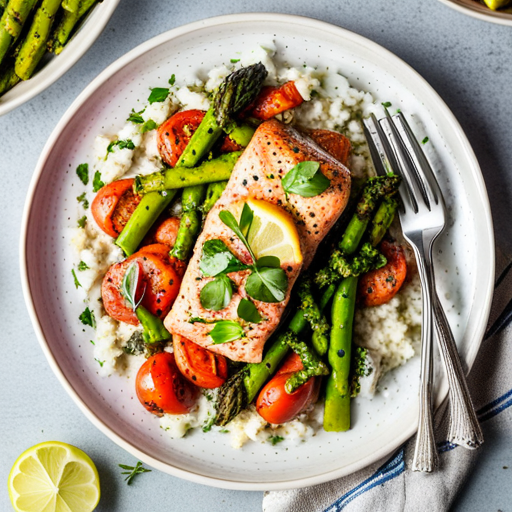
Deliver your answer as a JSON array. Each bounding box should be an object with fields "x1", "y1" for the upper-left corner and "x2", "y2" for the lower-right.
[
  {"x1": 106, "y1": 139, "x2": 135, "y2": 154},
  {"x1": 95, "y1": 358, "x2": 105, "y2": 367},
  {"x1": 119, "y1": 461, "x2": 151, "y2": 485},
  {"x1": 141, "y1": 119, "x2": 157, "y2": 133},
  {"x1": 127, "y1": 108, "x2": 145, "y2": 124},
  {"x1": 422, "y1": 136, "x2": 429, "y2": 144},
  {"x1": 77, "y1": 261, "x2": 89, "y2": 271},
  {"x1": 168, "y1": 74, "x2": 176, "y2": 86},
  {"x1": 77, "y1": 192, "x2": 89, "y2": 210},
  {"x1": 230, "y1": 58, "x2": 240, "y2": 63},
  {"x1": 92, "y1": 171, "x2": 105, "y2": 192},
  {"x1": 76, "y1": 163, "x2": 89, "y2": 185},
  {"x1": 148, "y1": 87, "x2": 169, "y2": 104},
  {"x1": 77, "y1": 215, "x2": 87, "y2": 228},
  {"x1": 268, "y1": 435, "x2": 284, "y2": 446},
  {"x1": 79, "y1": 307, "x2": 96, "y2": 328},
  {"x1": 71, "y1": 269, "x2": 81, "y2": 289},
  {"x1": 90, "y1": 340, "x2": 95, "y2": 345},
  {"x1": 381, "y1": 101, "x2": 392, "y2": 108}
]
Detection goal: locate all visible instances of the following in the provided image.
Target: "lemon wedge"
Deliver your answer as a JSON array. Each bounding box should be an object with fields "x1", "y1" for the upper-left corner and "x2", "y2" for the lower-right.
[
  {"x1": 483, "y1": 0, "x2": 511, "y2": 9},
  {"x1": 244, "y1": 198, "x2": 302, "y2": 264},
  {"x1": 8, "y1": 441, "x2": 100, "y2": 512}
]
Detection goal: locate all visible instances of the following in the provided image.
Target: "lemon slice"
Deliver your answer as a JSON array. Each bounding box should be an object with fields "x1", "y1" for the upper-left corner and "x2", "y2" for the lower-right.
[
  {"x1": 8, "y1": 441, "x2": 100, "y2": 512},
  {"x1": 483, "y1": 0, "x2": 510, "y2": 9},
  {"x1": 244, "y1": 198, "x2": 302, "y2": 264}
]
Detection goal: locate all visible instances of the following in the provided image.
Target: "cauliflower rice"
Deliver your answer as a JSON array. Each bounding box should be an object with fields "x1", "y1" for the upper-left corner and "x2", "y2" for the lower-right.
[{"x1": 70, "y1": 44, "x2": 421, "y2": 448}]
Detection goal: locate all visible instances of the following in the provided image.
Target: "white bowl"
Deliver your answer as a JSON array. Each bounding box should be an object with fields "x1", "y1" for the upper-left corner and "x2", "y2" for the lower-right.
[
  {"x1": 438, "y1": 0, "x2": 512, "y2": 25},
  {"x1": 20, "y1": 13, "x2": 494, "y2": 490},
  {"x1": 0, "y1": 0, "x2": 120, "y2": 117}
]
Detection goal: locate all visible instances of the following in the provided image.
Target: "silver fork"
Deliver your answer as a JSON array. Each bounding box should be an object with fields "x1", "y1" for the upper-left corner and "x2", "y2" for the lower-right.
[{"x1": 363, "y1": 111, "x2": 483, "y2": 472}]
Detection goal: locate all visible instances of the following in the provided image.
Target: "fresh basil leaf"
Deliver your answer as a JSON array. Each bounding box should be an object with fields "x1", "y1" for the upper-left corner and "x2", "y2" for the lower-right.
[
  {"x1": 199, "y1": 239, "x2": 247, "y2": 277},
  {"x1": 209, "y1": 320, "x2": 244, "y2": 344},
  {"x1": 239, "y1": 202, "x2": 253, "y2": 237},
  {"x1": 79, "y1": 307, "x2": 96, "y2": 328},
  {"x1": 256, "y1": 255, "x2": 281, "y2": 268},
  {"x1": 92, "y1": 171, "x2": 105, "y2": 193},
  {"x1": 281, "y1": 161, "x2": 330, "y2": 198},
  {"x1": 77, "y1": 215, "x2": 87, "y2": 228},
  {"x1": 121, "y1": 261, "x2": 143, "y2": 310},
  {"x1": 141, "y1": 119, "x2": 157, "y2": 133},
  {"x1": 107, "y1": 139, "x2": 136, "y2": 154},
  {"x1": 77, "y1": 193, "x2": 89, "y2": 210},
  {"x1": 71, "y1": 269, "x2": 81, "y2": 289},
  {"x1": 200, "y1": 274, "x2": 233, "y2": 311},
  {"x1": 237, "y1": 298, "x2": 263, "y2": 323},
  {"x1": 219, "y1": 209, "x2": 255, "y2": 262},
  {"x1": 127, "y1": 108, "x2": 145, "y2": 124},
  {"x1": 148, "y1": 87, "x2": 169, "y2": 104},
  {"x1": 168, "y1": 74, "x2": 176, "y2": 86},
  {"x1": 246, "y1": 267, "x2": 288, "y2": 303},
  {"x1": 77, "y1": 261, "x2": 89, "y2": 271},
  {"x1": 76, "y1": 163, "x2": 89, "y2": 185}
]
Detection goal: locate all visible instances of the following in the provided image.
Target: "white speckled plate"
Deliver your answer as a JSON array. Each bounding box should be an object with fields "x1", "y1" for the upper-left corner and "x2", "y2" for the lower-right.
[
  {"x1": 0, "y1": 0, "x2": 119, "y2": 117},
  {"x1": 438, "y1": 0, "x2": 512, "y2": 25},
  {"x1": 20, "y1": 14, "x2": 494, "y2": 490}
]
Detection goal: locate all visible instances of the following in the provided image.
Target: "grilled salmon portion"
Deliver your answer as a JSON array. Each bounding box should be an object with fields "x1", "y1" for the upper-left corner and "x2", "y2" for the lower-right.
[{"x1": 165, "y1": 119, "x2": 351, "y2": 363}]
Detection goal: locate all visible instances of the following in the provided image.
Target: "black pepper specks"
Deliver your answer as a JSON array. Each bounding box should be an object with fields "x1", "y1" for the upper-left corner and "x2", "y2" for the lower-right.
[{"x1": 337, "y1": 349, "x2": 345, "y2": 358}]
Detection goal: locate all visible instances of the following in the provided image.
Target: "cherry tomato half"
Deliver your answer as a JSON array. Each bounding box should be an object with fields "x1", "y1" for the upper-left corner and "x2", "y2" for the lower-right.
[
  {"x1": 307, "y1": 129, "x2": 351, "y2": 167},
  {"x1": 256, "y1": 352, "x2": 320, "y2": 424},
  {"x1": 136, "y1": 352, "x2": 198, "y2": 415},
  {"x1": 91, "y1": 178, "x2": 141, "y2": 238},
  {"x1": 249, "y1": 82, "x2": 304, "y2": 121},
  {"x1": 101, "y1": 243, "x2": 181, "y2": 325},
  {"x1": 358, "y1": 240, "x2": 407, "y2": 307},
  {"x1": 157, "y1": 109, "x2": 205, "y2": 167},
  {"x1": 173, "y1": 335, "x2": 228, "y2": 389}
]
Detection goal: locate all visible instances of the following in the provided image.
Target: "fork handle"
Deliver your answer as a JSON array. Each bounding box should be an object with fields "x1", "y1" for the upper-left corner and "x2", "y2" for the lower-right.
[
  {"x1": 412, "y1": 249, "x2": 438, "y2": 472},
  {"x1": 433, "y1": 289, "x2": 484, "y2": 449}
]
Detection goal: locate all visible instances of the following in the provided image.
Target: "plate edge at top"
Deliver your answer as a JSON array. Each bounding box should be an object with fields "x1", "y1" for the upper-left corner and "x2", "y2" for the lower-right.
[{"x1": 19, "y1": 12, "x2": 495, "y2": 490}]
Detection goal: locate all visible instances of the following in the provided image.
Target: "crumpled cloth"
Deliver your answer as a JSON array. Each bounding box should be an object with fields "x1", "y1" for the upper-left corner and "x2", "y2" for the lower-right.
[{"x1": 263, "y1": 247, "x2": 512, "y2": 512}]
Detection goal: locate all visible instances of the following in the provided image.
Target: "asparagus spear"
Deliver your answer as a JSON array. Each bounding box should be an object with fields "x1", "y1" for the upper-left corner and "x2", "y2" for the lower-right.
[
  {"x1": 15, "y1": 0, "x2": 61, "y2": 80},
  {"x1": 116, "y1": 63, "x2": 266, "y2": 256},
  {"x1": 202, "y1": 181, "x2": 227, "y2": 215},
  {"x1": 134, "y1": 151, "x2": 241, "y2": 195},
  {"x1": 48, "y1": 0, "x2": 99, "y2": 54},
  {"x1": 62, "y1": 0, "x2": 79, "y2": 13},
  {"x1": 0, "y1": 0, "x2": 38, "y2": 66},
  {"x1": 136, "y1": 306, "x2": 171, "y2": 345},
  {"x1": 169, "y1": 184, "x2": 207, "y2": 261}
]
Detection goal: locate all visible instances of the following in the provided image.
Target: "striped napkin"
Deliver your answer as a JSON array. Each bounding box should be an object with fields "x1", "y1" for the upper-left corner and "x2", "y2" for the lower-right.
[{"x1": 263, "y1": 246, "x2": 512, "y2": 512}]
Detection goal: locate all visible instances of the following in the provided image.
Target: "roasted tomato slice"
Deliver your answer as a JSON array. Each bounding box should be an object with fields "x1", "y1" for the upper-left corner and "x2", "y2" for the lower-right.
[
  {"x1": 157, "y1": 109, "x2": 205, "y2": 167},
  {"x1": 173, "y1": 335, "x2": 228, "y2": 389},
  {"x1": 256, "y1": 352, "x2": 320, "y2": 424},
  {"x1": 91, "y1": 178, "x2": 141, "y2": 238},
  {"x1": 101, "y1": 243, "x2": 181, "y2": 325},
  {"x1": 249, "y1": 82, "x2": 304, "y2": 121},
  {"x1": 307, "y1": 129, "x2": 351, "y2": 167},
  {"x1": 358, "y1": 240, "x2": 407, "y2": 307},
  {"x1": 136, "y1": 352, "x2": 198, "y2": 415}
]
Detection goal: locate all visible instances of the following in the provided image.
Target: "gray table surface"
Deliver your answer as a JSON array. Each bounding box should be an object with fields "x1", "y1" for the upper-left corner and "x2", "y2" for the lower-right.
[{"x1": 1, "y1": 0, "x2": 511, "y2": 511}]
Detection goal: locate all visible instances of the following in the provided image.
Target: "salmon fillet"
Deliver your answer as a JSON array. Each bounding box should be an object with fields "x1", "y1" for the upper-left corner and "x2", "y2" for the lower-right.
[{"x1": 164, "y1": 119, "x2": 351, "y2": 362}]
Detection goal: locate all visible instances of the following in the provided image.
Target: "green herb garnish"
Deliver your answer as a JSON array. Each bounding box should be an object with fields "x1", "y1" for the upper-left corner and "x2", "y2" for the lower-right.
[
  {"x1": 95, "y1": 358, "x2": 105, "y2": 367},
  {"x1": 210, "y1": 320, "x2": 245, "y2": 344},
  {"x1": 71, "y1": 269, "x2": 81, "y2": 289},
  {"x1": 77, "y1": 215, "x2": 87, "y2": 228},
  {"x1": 268, "y1": 435, "x2": 284, "y2": 445},
  {"x1": 127, "y1": 108, "x2": 145, "y2": 124},
  {"x1": 78, "y1": 261, "x2": 89, "y2": 271},
  {"x1": 148, "y1": 87, "x2": 169, "y2": 104},
  {"x1": 422, "y1": 136, "x2": 429, "y2": 144},
  {"x1": 382, "y1": 101, "x2": 392, "y2": 108},
  {"x1": 76, "y1": 163, "x2": 89, "y2": 185},
  {"x1": 79, "y1": 307, "x2": 96, "y2": 328},
  {"x1": 168, "y1": 74, "x2": 176, "y2": 86},
  {"x1": 237, "y1": 298, "x2": 263, "y2": 323},
  {"x1": 281, "y1": 161, "x2": 330, "y2": 198},
  {"x1": 141, "y1": 120, "x2": 157, "y2": 133},
  {"x1": 200, "y1": 274, "x2": 234, "y2": 311},
  {"x1": 119, "y1": 461, "x2": 151, "y2": 485},
  {"x1": 77, "y1": 192, "x2": 89, "y2": 210},
  {"x1": 121, "y1": 261, "x2": 144, "y2": 311},
  {"x1": 230, "y1": 58, "x2": 240, "y2": 63},
  {"x1": 92, "y1": 171, "x2": 105, "y2": 192},
  {"x1": 107, "y1": 139, "x2": 135, "y2": 154},
  {"x1": 199, "y1": 239, "x2": 248, "y2": 276}
]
